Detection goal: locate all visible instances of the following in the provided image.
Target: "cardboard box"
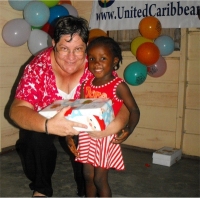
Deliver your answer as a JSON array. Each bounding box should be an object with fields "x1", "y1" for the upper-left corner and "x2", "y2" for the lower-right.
[
  {"x1": 39, "y1": 98, "x2": 115, "y2": 131},
  {"x1": 152, "y1": 147, "x2": 182, "y2": 167}
]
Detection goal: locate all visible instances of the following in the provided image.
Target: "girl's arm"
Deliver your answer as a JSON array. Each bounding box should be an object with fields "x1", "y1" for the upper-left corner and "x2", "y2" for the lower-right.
[
  {"x1": 113, "y1": 82, "x2": 140, "y2": 143},
  {"x1": 89, "y1": 82, "x2": 140, "y2": 141}
]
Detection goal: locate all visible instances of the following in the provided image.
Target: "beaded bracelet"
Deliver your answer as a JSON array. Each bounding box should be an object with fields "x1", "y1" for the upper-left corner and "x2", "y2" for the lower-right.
[{"x1": 45, "y1": 119, "x2": 49, "y2": 135}]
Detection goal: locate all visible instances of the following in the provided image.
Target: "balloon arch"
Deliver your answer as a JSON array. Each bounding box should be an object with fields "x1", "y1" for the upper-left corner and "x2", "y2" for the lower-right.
[
  {"x1": 2, "y1": 1, "x2": 175, "y2": 86},
  {"x1": 2, "y1": 0, "x2": 77, "y2": 55},
  {"x1": 125, "y1": 16, "x2": 174, "y2": 85}
]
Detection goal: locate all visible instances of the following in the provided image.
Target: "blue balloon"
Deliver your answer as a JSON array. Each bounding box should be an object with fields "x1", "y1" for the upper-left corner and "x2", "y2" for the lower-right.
[
  {"x1": 154, "y1": 35, "x2": 175, "y2": 56},
  {"x1": 24, "y1": 1, "x2": 50, "y2": 27},
  {"x1": 124, "y1": 61, "x2": 147, "y2": 86},
  {"x1": 48, "y1": 5, "x2": 69, "y2": 26},
  {"x1": 9, "y1": 0, "x2": 33, "y2": 11}
]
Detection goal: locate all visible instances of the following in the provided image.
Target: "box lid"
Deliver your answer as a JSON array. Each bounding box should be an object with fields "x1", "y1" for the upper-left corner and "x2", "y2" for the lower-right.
[{"x1": 39, "y1": 98, "x2": 112, "y2": 119}]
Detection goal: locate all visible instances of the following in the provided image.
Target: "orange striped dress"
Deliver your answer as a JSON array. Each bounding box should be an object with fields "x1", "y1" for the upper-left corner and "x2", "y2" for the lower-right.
[{"x1": 75, "y1": 77, "x2": 125, "y2": 170}]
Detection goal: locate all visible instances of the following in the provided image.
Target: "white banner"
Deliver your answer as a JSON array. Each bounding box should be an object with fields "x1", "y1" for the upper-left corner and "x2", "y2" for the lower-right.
[{"x1": 89, "y1": 0, "x2": 200, "y2": 30}]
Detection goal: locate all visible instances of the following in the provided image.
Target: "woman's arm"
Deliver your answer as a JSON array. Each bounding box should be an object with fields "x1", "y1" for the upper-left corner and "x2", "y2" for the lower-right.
[
  {"x1": 88, "y1": 104, "x2": 129, "y2": 138},
  {"x1": 9, "y1": 99, "x2": 87, "y2": 136}
]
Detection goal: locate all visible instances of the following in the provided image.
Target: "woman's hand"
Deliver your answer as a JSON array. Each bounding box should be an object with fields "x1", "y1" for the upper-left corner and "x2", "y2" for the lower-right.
[
  {"x1": 10, "y1": 99, "x2": 87, "y2": 136},
  {"x1": 47, "y1": 107, "x2": 88, "y2": 136}
]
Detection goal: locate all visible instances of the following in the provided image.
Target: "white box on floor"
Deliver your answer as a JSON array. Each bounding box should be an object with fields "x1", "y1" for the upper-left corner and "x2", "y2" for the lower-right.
[{"x1": 152, "y1": 147, "x2": 182, "y2": 167}]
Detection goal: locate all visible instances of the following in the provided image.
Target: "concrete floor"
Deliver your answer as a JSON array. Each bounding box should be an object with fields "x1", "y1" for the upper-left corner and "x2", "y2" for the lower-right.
[{"x1": 0, "y1": 138, "x2": 199, "y2": 197}]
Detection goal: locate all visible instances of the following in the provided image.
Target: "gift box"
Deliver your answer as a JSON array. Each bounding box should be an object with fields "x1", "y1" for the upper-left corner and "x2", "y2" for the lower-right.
[
  {"x1": 152, "y1": 147, "x2": 182, "y2": 167},
  {"x1": 39, "y1": 98, "x2": 115, "y2": 131}
]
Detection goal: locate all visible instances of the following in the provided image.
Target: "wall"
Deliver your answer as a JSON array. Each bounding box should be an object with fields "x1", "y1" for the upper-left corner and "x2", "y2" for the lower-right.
[
  {"x1": 0, "y1": 1, "x2": 32, "y2": 151},
  {"x1": 0, "y1": 1, "x2": 199, "y2": 156},
  {"x1": 182, "y1": 28, "x2": 200, "y2": 156},
  {"x1": 118, "y1": 29, "x2": 200, "y2": 157}
]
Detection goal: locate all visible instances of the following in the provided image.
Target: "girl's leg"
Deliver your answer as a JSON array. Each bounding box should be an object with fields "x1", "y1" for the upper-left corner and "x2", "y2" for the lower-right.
[
  {"x1": 83, "y1": 163, "x2": 97, "y2": 197},
  {"x1": 94, "y1": 167, "x2": 112, "y2": 197}
]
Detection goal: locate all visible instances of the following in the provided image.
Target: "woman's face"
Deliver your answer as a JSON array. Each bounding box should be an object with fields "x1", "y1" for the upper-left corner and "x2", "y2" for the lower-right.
[{"x1": 53, "y1": 34, "x2": 87, "y2": 75}]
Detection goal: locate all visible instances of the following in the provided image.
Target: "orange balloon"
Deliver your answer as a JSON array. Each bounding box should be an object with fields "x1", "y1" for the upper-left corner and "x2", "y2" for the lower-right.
[
  {"x1": 139, "y1": 16, "x2": 162, "y2": 40},
  {"x1": 131, "y1": 36, "x2": 153, "y2": 56},
  {"x1": 136, "y1": 42, "x2": 160, "y2": 66},
  {"x1": 58, "y1": 0, "x2": 71, "y2": 5},
  {"x1": 89, "y1": 29, "x2": 108, "y2": 43}
]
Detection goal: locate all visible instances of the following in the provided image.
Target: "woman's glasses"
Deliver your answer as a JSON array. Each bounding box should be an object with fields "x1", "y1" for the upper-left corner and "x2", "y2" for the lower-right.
[{"x1": 55, "y1": 45, "x2": 86, "y2": 56}]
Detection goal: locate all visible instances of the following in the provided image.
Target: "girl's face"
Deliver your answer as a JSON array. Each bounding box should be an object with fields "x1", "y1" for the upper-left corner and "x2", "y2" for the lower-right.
[
  {"x1": 52, "y1": 34, "x2": 87, "y2": 75},
  {"x1": 88, "y1": 45, "x2": 119, "y2": 79}
]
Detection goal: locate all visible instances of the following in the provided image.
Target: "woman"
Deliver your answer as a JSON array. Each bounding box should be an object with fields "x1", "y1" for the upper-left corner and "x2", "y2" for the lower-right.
[{"x1": 9, "y1": 15, "x2": 129, "y2": 197}]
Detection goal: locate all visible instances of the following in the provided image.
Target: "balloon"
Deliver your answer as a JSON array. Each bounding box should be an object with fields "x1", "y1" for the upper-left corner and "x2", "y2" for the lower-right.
[
  {"x1": 8, "y1": 0, "x2": 32, "y2": 11},
  {"x1": 2, "y1": 18, "x2": 31, "y2": 47},
  {"x1": 147, "y1": 56, "x2": 167, "y2": 77},
  {"x1": 48, "y1": 5, "x2": 69, "y2": 26},
  {"x1": 42, "y1": 23, "x2": 55, "y2": 38},
  {"x1": 58, "y1": 0, "x2": 72, "y2": 5},
  {"x1": 28, "y1": 29, "x2": 52, "y2": 55},
  {"x1": 39, "y1": 0, "x2": 59, "y2": 7},
  {"x1": 24, "y1": 1, "x2": 50, "y2": 27},
  {"x1": 89, "y1": 29, "x2": 108, "y2": 42},
  {"x1": 136, "y1": 42, "x2": 160, "y2": 66},
  {"x1": 124, "y1": 61, "x2": 147, "y2": 86},
  {"x1": 139, "y1": 16, "x2": 162, "y2": 40},
  {"x1": 131, "y1": 36, "x2": 153, "y2": 56},
  {"x1": 154, "y1": 35, "x2": 175, "y2": 56},
  {"x1": 31, "y1": 26, "x2": 42, "y2": 30},
  {"x1": 60, "y1": 4, "x2": 78, "y2": 17}
]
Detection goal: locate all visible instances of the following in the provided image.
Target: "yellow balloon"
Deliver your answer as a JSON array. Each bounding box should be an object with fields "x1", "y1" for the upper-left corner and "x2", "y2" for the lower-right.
[{"x1": 131, "y1": 36, "x2": 153, "y2": 56}]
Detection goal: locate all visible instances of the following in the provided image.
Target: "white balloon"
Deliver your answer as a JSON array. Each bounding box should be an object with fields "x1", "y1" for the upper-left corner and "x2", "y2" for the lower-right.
[
  {"x1": 8, "y1": 0, "x2": 33, "y2": 11},
  {"x1": 2, "y1": 18, "x2": 31, "y2": 47},
  {"x1": 28, "y1": 29, "x2": 52, "y2": 56},
  {"x1": 60, "y1": 4, "x2": 78, "y2": 17}
]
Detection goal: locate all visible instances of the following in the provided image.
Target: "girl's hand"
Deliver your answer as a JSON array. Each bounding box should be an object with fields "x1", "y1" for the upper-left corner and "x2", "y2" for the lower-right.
[
  {"x1": 111, "y1": 129, "x2": 131, "y2": 144},
  {"x1": 65, "y1": 135, "x2": 79, "y2": 157}
]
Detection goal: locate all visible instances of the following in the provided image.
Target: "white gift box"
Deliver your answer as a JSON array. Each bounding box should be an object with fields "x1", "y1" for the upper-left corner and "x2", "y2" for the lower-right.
[
  {"x1": 39, "y1": 98, "x2": 115, "y2": 131},
  {"x1": 152, "y1": 147, "x2": 182, "y2": 167}
]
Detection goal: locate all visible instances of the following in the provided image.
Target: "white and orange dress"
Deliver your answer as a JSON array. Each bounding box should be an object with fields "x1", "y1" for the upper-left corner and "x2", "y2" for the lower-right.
[{"x1": 75, "y1": 77, "x2": 125, "y2": 170}]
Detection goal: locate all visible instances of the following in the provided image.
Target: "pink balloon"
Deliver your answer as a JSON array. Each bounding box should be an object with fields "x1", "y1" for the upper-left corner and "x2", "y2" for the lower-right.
[{"x1": 147, "y1": 56, "x2": 167, "y2": 77}]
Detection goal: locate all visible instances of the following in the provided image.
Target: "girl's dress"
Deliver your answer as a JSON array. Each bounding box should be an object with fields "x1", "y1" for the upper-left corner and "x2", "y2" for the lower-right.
[{"x1": 75, "y1": 77, "x2": 125, "y2": 170}]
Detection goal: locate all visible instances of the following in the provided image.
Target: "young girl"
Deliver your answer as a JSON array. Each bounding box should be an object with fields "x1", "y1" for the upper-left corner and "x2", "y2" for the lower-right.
[{"x1": 73, "y1": 36, "x2": 140, "y2": 197}]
